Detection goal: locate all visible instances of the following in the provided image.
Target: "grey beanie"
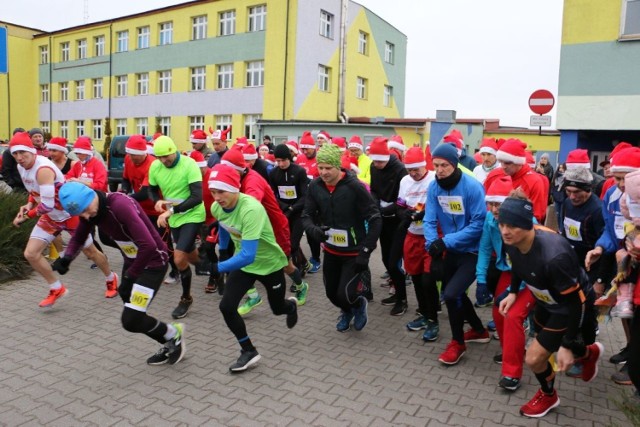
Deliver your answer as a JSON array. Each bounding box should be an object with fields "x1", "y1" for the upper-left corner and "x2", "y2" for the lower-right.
[
  {"x1": 29, "y1": 128, "x2": 44, "y2": 137},
  {"x1": 562, "y1": 167, "x2": 593, "y2": 192}
]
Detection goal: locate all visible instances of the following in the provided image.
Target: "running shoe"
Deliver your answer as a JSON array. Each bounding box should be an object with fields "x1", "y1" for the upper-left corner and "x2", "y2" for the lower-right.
[
  {"x1": 295, "y1": 282, "x2": 309, "y2": 306},
  {"x1": 380, "y1": 271, "x2": 390, "y2": 279},
  {"x1": 487, "y1": 320, "x2": 497, "y2": 331},
  {"x1": 581, "y1": 342, "x2": 604, "y2": 382},
  {"x1": 229, "y1": 350, "x2": 261, "y2": 373},
  {"x1": 390, "y1": 300, "x2": 408, "y2": 316},
  {"x1": 337, "y1": 310, "x2": 354, "y2": 332},
  {"x1": 438, "y1": 340, "x2": 466, "y2": 365},
  {"x1": 147, "y1": 345, "x2": 170, "y2": 365},
  {"x1": 406, "y1": 315, "x2": 428, "y2": 331},
  {"x1": 171, "y1": 296, "x2": 193, "y2": 319},
  {"x1": 353, "y1": 297, "x2": 368, "y2": 331},
  {"x1": 519, "y1": 389, "x2": 559, "y2": 418},
  {"x1": 164, "y1": 271, "x2": 180, "y2": 284},
  {"x1": 39, "y1": 285, "x2": 68, "y2": 308},
  {"x1": 463, "y1": 328, "x2": 491, "y2": 343},
  {"x1": 493, "y1": 353, "x2": 503, "y2": 364},
  {"x1": 308, "y1": 257, "x2": 321, "y2": 274},
  {"x1": 381, "y1": 294, "x2": 397, "y2": 306},
  {"x1": 612, "y1": 365, "x2": 633, "y2": 385},
  {"x1": 566, "y1": 362, "x2": 582, "y2": 378},
  {"x1": 499, "y1": 376, "x2": 521, "y2": 391},
  {"x1": 422, "y1": 321, "x2": 439, "y2": 342},
  {"x1": 610, "y1": 346, "x2": 629, "y2": 365},
  {"x1": 474, "y1": 293, "x2": 493, "y2": 308},
  {"x1": 166, "y1": 323, "x2": 185, "y2": 365},
  {"x1": 286, "y1": 297, "x2": 298, "y2": 329},
  {"x1": 105, "y1": 273, "x2": 119, "y2": 298},
  {"x1": 237, "y1": 295, "x2": 262, "y2": 316}
]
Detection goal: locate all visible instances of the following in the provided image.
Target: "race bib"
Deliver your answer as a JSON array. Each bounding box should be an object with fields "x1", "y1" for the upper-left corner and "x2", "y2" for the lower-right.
[
  {"x1": 438, "y1": 196, "x2": 465, "y2": 215},
  {"x1": 326, "y1": 228, "x2": 348, "y2": 247},
  {"x1": 125, "y1": 284, "x2": 154, "y2": 312},
  {"x1": 526, "y1": 284, "x2": 558, "y2": 305},
  {"x1": 563, "y1": 217, "x2": 582, "y2": 241},
  {"x1": 614, "y1": 215, "x2": 632, "y2": 240},
  {"x1": 114, "y1": 240, "x2": 139, "y2": 258},
  {"x1": 278, "y1": 186, "x2": 297, "y2": 200}
]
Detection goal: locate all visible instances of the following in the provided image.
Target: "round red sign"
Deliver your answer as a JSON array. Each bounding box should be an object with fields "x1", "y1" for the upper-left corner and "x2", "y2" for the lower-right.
[{"x1": 528, "y1": 89, "x2": 555, "y2": 115}]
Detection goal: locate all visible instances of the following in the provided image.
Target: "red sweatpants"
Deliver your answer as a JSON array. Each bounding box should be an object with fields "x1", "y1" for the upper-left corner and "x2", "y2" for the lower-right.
[{"x1": 493, "y1": 271, "x2": 536, "y2": 379}]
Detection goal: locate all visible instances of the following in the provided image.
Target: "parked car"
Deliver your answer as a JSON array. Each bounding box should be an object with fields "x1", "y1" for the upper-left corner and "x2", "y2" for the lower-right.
[{"x1": 107, "y1": 135, "x2": 152, "y2": 192}]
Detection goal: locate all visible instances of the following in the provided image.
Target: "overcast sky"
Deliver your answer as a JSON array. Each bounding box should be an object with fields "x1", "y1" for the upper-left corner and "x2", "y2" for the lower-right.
[{"x1": 2, "y1": 0, "x2": 564, "y2": 128}]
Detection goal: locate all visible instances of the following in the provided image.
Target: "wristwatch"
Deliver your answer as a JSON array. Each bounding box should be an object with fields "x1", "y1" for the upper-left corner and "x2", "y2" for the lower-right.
[{"x1": 168, "y1": 206, "x2": 174, "y2": 214}]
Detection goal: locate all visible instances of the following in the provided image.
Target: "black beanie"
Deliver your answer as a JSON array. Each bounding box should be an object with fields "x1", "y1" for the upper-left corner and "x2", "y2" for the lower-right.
[
  {"x1": 498, "y1": 198, "x2": 534, "y2": 230},
  {"x1": 274, "y1": 144, "x2": 292, "y2": 161}
]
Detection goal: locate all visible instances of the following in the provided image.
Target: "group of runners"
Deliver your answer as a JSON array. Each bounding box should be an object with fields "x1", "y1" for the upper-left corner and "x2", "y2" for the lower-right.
[{"x1": 6, "y1": 125, "x2": 640, "y2": 418}]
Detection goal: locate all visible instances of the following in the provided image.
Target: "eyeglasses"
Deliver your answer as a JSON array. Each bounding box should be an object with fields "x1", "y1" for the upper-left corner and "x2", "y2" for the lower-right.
[{"x1": 487, "y1": 202, "x2": 502, "y2": 208}]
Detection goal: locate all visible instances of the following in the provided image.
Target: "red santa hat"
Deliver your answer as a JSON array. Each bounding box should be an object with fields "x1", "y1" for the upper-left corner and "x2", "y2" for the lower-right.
[
  {"x1": 479, "y1": 138, "x2": 498, "y2": 155},
  {"x1": 610, "y1": 142, "x2": 632, "y2": 158},
  {"x1": 473, "y1": 152, "x2": 482, "y2": 164},
  {"x1": 72, "y1": 136, "x2": 94, "y2": 155},
  {"x1": 341, "y1": 154, "x2": 360, "y2": 174},
  {"x1": 525, "y1": 150, "x2": 536, "y2": 168},
  {"x1": 235, "y1": 136, "x2": 248, "y2": 149},
  {"x1": 242, "y1": 143, "x2": 258, "y2": 161},
  {"x1": 125, "y1": 135, "x2": 148, "y2": 155},
  {"x1": 424, "y1": 143, "x2": 434, "y2": 171},
  {"x1": 443, "y1": 129, "x2": 464, "y2": 156},
  {"x1": 190, "y1": 129, "x2": 208, "y2": 144},
  {"x1": 190, "y1": 150, "x2": 207, "y2": 167},
  {"x1": 565, "y1": 149, "x2": 591, "y2": 170},
  {"x1": 368, "y1": 137, "x2": 390, "y2": 161},
  {"x1": 9, "y1": 132, "x2": 36, "y2": 154},
  {"x1": 348, "y1": 135, "x2": 363, "y2": 150},
  {"x1": 332, "y1": 137, "x2": 347, "y2": 152},
  {"x1": 485, "y1": 175, "x2": 513, "y2": 203},
  {"x1": 221, "y1": 146, "x2": 247, "y2": 171},
  {"x1": 299, "y1": 131, "x2": 316, "y2": 149},
  {"x1": 208, "y1": 164, "x2": 241, "y2": 192},
  {"x1": 317, "y1": 130, "x2": 331, "y2": 142},
  {"x1": 403, "y1": 147, "x2": 426, "y2": 169},
  {"x1": 285, "y1": 140, "x2": 299, "y2": 155},
  {"x1": 388, "y1": 135, "x2": 406, "y2": 153},
  {"x1": 209, "y1": 126, "x2": 231, "y2": 142},
  {"x1": 496, "y1": 138, "x2": 527, "y2": 165},
  {"x1": 483, "y1": 167, "x2": 508, "y2": 194},
  {"x1": 152, "y1": 132, "x2": 163, "y2": 141},
  {"x1": 264, "y1": 153, "x2": 276, "y2": 165},
  {"x1": 46, "y1": 137, "x2": 69, "y2": 154},
  {"x1": 610, "y1": 147, "x2": 640, "y2": 173}
]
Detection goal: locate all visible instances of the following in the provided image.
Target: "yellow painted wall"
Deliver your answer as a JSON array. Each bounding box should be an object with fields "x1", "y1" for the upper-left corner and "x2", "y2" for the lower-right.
[
  {"x1": 562, "y1": 0, "x2": 621, "y2": 44},
  {"x1": 293, "y1": 50, "x2": 340, "y2": 121},
  {"x1": 485, "y1": 132, "x2": 560, "y2": 152}
]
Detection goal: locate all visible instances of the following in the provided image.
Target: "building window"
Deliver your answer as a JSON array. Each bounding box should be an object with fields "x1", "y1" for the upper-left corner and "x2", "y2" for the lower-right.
[
  {"x1": 219, "y1": 10, "x2": 236, "y2": 36},
  {"x1": 358, "y1": 31, "x2": 368, "y2": 55},
  {"x1": 40, "y1": 84, "x2": 49, "y2": 103},
  {"x1": 75, "y1": 80, "x2": 85, "y2": 100},
  {"x1": 136, "y1": 73, "x2": 149, "y2": 95},
  {"x1": 189, "y1": 116, "x2": 205, "y2": 133},
  {"x1": 248, "y1": 5, "x2": 266, "y2": 32},
  {"x1": 93, "y1": 78, "x2": 103, "y2": 99},
  {"x1": 94, "y1": 35, "x2": 105, "y2": 56},
  {"x1": 136, "y1": 118, "x2": 148, "y2": 135},
  {"x1": 192, "y1": 15, "x2": 207, "y2": 40},
  {"x1": 318, "y1": 65, "x2": 330, "y2": 92},
  {"x1": 60, "y1": 42, "x2": 70, "y2": 61},
  {"x1": 384, "y1": 85, "x2": 393, "y2": 107},
  {"x1": 622, "y1": 0, "x2": 640, "y2": 36},
  {"x1": 92, "y1": 119, "x2": 103, "y2": 140},
  {"x1": 244, "y1": 114, "x2": 261, "y2": 140},
  {"x1": 384, "y1": 42, "x2": 395, "y2": 64},
  {"x1": 159, "y1": 117, "x2": 171, "y2": 136},
  {"x1": 137, "y1": 26, "x2": 150, "y2": 49},
  {"x1": 116, "y1": 75, "x2": 128, "y2": 97},
  {"x1": 159, "y1": 22, "x2": 173, "y2": 45},
  {"x1": 246, "y1": 60, "x2": 264, "y2": 87},
  {"x1": 320, "y1": 10, "x2": 334, "y2": 39},
  {"x1": 59, "y1": 121, "x2": 69, "y2": 139},
  {"x1": 75, "y1": 120, "x2": 85, "y2": 138},
  {"x1": 77, "y1": 39, "x2": 87, "y2": 59},
  {"x1": 158, "y1": 70, "x2": 172, "y2": 93},
  {"x1": 59, "y1": 82, "x2": 69, "y2": 101},
  {"x1": 40, "y1": 121, "x2": 50, "y2": 135},
  {"x1": 356, "y1": 77, "x2": 367, "y2": 99},
  {"x1": 40, "y1": 45, "x2": 49, "y2": 64},
  {"x1": 217, "y1": 63, "x2": 234, "y2": 89},
  {"x1": 117, "y1": 31, "x2": 129, "y2": 52},
  {"x1": 115, "y1": 119, "x2": 127, "y2": 136},
  {"x1": 215, "y1": 115, "x2": 232, "y2": 139},
  {"x1": 190, "y1": 67, "x2": 206, "y2": 91}
]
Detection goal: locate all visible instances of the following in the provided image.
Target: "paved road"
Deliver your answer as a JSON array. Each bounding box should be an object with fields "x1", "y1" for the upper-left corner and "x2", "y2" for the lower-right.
[{"x1": 0, "y1": 244, "x2": 634, "y2": 426}]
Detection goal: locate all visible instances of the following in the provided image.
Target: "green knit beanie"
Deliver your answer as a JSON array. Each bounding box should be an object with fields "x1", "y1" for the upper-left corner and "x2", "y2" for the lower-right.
[{"x1": 317, "y1": 144, "x2": 342, "y2": 169}]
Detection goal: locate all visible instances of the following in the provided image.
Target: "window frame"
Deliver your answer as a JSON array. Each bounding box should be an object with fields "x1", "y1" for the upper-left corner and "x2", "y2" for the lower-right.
[
  {"x1": 189, "y1": 116, "x2": 206, "y2": 133},
  {"x1": 59, "y1": 120, "x2": 69, "y2": 139},
  {"x1": 192, "y1": 15, "x2": 208, "y2": 40},
  {"x1": 60, "y1": 42, "x2": 70, "y2": 61},
  {"x1": 159, "y1": 117, "x2": 171, "y2": 136},
  {"x1": 75, "y1": 80, "x2": 85, "y2": 100},
  {"x1": 320, "y1": 10, "x2": 334, "y2": 39},
  {"x1": 246, "y1": 60, "x2": 264, "y2": 87},
  {"x1": 137, "y1": 26, "x2": 151, "y2": 49},
  {"x1": 93, "y1": 78, "x2": 103, "y2": 99},
  {"x1": 116, "y1": 75, "x2": 128, "y2": 97},
  {"x1": 40, "y1": 121, "x2": 50, "y2": 135},
  {"x1": 318, "y1": 64, "x2": 330, "y2": 92},
  {"x1": 136, "y1": 117, "x2": 149, "y2": 136},
  {"x1": 92, "y1": 119, "x2": 103, "y2": 140},
  {"x1": 39, "y1": 45, "x2": 49, "y2": 64},
  {"x1": 75, "y1": 120, "x2": 85, "y2": 138},
  {"x1": 244, "y1": 114, "x2": 261, "y2": 140},
  {"x1": 115, "y1": 119, "x2": 127, "y2": 136},
  {"x1": 158, "y1": 70, "x2": 172, "y2": 94},
  {"x1": 59, "y1": 82, "x2": 69, "y2": 101},
  {"x1": 41, "y1": 84, "x2": 49, "y2": 103},
  {"x1": 383, "y1": 85, "x2": 393, "y2": 107},
  {"x1": 217, "y1": 63, "x2": 234, "y2": 89},
  {"x1": 117, "y1": 30, "x2": 129, "y2": 52},
  {"x1": 215, "y1": 115, "x2": 233, "y2": 139},
  {"x1": 248, "y1": 5, "x2": 267, "y2": 32},
  {"x1": 358, "y1": 31, "x2": 368, "y2": 55},
  {"x1": 190, "y1": 66, "x2": 206, "y2": 91},
  {"x1": 384, "y1": 42, "x2": 395, "y2": 64},
  {"x1": 159, "y1": 21, "x2": 173, "y2": 45},
  {"x1": 77, "y1": 39, "x2": 87, "y2": 59},
  {"x1": 356, "y1": 76, "x2": 367, "y2": 99},
  {"x1": 136, "y1": 73, "x2": 149, "y2": 95},
  {"x1": 94, "y1": 35, "x2": 105, "y2": 56},
  {"x1": 219, "y1": 10, "x2": 236, "y2": 36}
]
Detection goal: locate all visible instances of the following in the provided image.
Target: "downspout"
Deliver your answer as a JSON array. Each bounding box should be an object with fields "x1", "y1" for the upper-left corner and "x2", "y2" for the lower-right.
[
  {"x1": 108, "y1": 23, "x2": 113, "y2": 119},
  {"x1": 282, "y1": 0, "x2": 290, "y2": 121},
  {"x1": 48, "y1": 36, "x2": 52, "y2": 127},
  {"x1": 337, "y1": 0, "x2": 348, "y2": 122}
]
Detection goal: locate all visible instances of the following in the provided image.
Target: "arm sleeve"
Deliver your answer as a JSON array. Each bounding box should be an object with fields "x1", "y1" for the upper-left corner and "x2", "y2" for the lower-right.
[
  {"x1": 130, "y1": 185, "x2": 150, "y2": 202},
  {"x1": 121, "y1": 178, "x2": 132, "y2": 194},
  {"x1": 36, "y1": 184, "x2": 56, "y2": 216},
  {"x1": 218, "y1": 226, "x2": 230, "y2": 250},
  {"x1": 290, "y1": 170, "x2": 309, "y2": 214},
  {"x1": 218, "y1": 239, "x2": 258, "y2": 273},
  {"x1": 475, "y1": 215, "x2": 493, "y2": 284},
  {"x1": 423, "y1": 183, "x2": 439, "y2": 248},
  {"x1": 594, "y1": 191, "x2": 617, "y2": 253},
  {"x1": 148, "y1": 185, "x2": 161, "y2": 203},
  {"x1": 441, "y1": 181, "x2": 486, "y2": 252},
  {"x1": 91, "y1": 162, "x2": 107, "y2": 191},
  {"x1": 558, "y1": 290, "x2": 585, "y2": 345},
  {"x1": 174, "y1": 181, "x2": 203, "y2": 213}
]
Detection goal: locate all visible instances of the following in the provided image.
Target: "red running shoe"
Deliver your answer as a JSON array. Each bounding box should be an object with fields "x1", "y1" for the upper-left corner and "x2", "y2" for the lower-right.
[
  {"x1": 581, "y1": 342, "x2": 604, "y2": 382},
  {"x1": 438, "y1": 340, "x2": 466, "y2": 365},
  {"x1": 463, "y1": 328, "x2": 491, "y2": 343},
  {"x1": 520, "y1": 389, "x2": 560, "y2": 418},
  {"x1": 39, "y1": 285, "x2": 68, "y2": 308},
  {"x1": 105, "y1": 273, "x2": 119, "y2": 298}
]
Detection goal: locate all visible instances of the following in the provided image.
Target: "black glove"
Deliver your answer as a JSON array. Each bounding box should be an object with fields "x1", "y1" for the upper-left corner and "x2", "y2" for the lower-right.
[
  {"x1": 219, "y1": 249, "x2": 231, "y2": 263},
  {"x1": 428, "y1": 238, "x2": 446, "y2": 258},
  {"x1": 411, "y1": 210, "x2": 425, "y2": 222},
  {"x1": 354, "y1": 249, "x2": 371, "y2": 273},
  {"x1": 308, "y1": 225, "x2": 329, "y2": 243},
  {"x1": 51, "y1": 257, "x2": 72, "y2": 275},
  {"x1": 400, "y1": 209, "x2": 415, "y2": 225}
]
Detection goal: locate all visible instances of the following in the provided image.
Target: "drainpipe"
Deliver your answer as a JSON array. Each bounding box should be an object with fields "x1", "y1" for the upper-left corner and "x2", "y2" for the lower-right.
[
  {"x1": 337, "y1": 0, "x2": 348, "y2": 122},
  {"x1": 108, "y1": 23, "x2": 113, "y2": 119},
  {"x1": 48, "y1": 36, "x2": 52, "y2": 127},
  {"x1": 282, "y1": 0, "x2": 290, "y2": 121}
]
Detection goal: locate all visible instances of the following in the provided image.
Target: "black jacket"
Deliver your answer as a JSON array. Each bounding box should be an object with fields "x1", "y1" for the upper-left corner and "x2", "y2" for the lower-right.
[
  {"x1": 369, "y1": 156, "x2": 407, "y2": 217},
  {"x1": 252, "y1": 158, "x2": 270, "y2": 182},
  {"x1": 268, "y1": 162, "x2": 309, "y2": 214},
  {"x1": 302, "y1": 171, "x2": 381, "y2": 254},
  {"x1": 1, "y1": 150, "x2": 26, "y2": 191}
]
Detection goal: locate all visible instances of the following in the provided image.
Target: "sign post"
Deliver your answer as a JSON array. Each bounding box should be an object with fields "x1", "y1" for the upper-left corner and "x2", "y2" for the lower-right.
[{"x1": 528, "y1": 89, "x2": 555, "y2": 135}]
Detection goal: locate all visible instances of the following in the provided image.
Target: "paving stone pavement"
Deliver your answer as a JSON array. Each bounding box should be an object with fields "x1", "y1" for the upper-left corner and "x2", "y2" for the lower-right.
[{"x1": 0, "y1": 244, "x2": 635, "y2": 426}]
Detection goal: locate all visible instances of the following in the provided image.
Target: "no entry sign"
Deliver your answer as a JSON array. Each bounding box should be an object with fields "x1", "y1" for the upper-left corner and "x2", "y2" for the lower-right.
[{"x1": 528, "y1": 90, "x2": 555, "y2": 115}]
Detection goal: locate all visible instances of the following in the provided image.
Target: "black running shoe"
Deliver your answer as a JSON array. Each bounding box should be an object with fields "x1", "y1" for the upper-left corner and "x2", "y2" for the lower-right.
[
  {"x1": 172, "y1": 296, "x2": 193, "y2": 319},
  {"x1": 147, "y1": 346, "x2": 170, "y2": 365},
  {"x1": 229, "y1": 350, "x2": 261, "y2": 373},
  {"x1": 390, "y1": 300, "x2": 408, "y2": 316},
  {"x1": 286, "y1": 297, "x2": 298, "y2": 329},
  {"x1": 166, "y1": 323, "x2": 185, "y2": 365}
]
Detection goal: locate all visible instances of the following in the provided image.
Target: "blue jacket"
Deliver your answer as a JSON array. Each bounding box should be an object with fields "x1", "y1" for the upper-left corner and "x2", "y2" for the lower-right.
[
  {"x1": 595, "y1": 185, "x2": 625, "y2": 253},
  {"x1": 476, "y1": 212, "x2": 510, "y2": 283},
  {"x1": 424, "y1": 173, "x2": 486, "y2": 254}
]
